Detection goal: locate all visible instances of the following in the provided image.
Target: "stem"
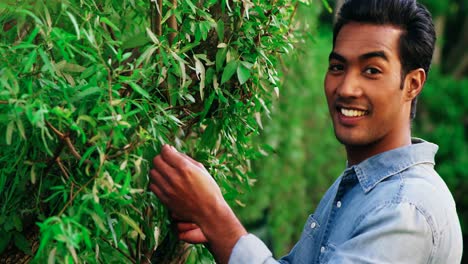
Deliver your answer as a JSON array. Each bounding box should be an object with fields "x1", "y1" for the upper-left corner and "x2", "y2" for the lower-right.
[
  {"x1": 287, "y1": 2, "x2": 299, "y2": 34},
  {"x1": 56, "y1": 157, "x2": 70, "y2": 179},
  {"x1": 58, "y1": 176, "x2": 96, "y2": 216},
  {"x1": 64, "y1": 137, "x2": 82, "y2": 160},
  {"x1": 150, "y1": 0, "x2": 163, "y2": 36},
  {"x1": 46, "y1": 121, "x2": 65, "y2": 138},
  {"x1": 168, "y1": 0, "x2": 178, "y2": 46}
]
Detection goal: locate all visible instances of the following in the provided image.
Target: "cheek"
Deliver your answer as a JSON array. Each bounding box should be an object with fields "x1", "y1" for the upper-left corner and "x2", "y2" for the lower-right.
[{"x1": 323, "y1": 76, "x2": 334, "y2": 99}]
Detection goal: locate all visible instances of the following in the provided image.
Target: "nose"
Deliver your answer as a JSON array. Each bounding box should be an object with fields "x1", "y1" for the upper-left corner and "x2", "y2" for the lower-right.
[{"x1": 336, "y1": 71, "x2": 362, "y2": 98}]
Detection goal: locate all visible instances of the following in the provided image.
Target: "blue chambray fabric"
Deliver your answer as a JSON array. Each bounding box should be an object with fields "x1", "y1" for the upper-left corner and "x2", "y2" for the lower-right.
[{"x1": 229, "y1": 138, "x2": 463, "y2": 264}]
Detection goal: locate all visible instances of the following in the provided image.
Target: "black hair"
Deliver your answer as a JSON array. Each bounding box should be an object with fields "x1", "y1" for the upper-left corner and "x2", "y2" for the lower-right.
[{"x1": 333, "y1": 0, "x2": 436, "y2": 119}]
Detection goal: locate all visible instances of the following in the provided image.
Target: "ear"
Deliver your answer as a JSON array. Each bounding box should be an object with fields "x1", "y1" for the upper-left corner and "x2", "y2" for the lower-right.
[{"x1": 403, "y1": 68, "x2": 426, "y2": 102}]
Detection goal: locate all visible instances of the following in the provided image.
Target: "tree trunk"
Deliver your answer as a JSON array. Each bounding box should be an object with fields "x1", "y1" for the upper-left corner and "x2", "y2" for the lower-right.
[{"x1": 432, "y1": 16, "x2": 446, "y2": 67}]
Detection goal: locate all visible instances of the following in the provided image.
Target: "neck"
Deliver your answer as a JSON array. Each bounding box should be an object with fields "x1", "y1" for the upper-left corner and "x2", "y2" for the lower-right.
[{"x1": 346, "y1": 129, "x2": 412, "y2": 166}]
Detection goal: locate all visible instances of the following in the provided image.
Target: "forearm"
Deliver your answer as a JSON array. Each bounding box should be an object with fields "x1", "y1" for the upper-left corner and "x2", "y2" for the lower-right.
[{"x1": 199, "y1": 200, "x2": 247, "y2": 264}]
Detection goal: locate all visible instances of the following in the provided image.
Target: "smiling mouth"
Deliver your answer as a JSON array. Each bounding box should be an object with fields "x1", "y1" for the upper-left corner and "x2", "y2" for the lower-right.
[{"x1": 339, "y1": 107, "x2": 368, "y2": 117}]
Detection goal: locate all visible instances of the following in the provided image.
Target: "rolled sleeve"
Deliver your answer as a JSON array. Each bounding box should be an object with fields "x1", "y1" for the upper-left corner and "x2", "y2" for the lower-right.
[{"x1": 229, "y1": 234, "x2": 279, "y2": 264}]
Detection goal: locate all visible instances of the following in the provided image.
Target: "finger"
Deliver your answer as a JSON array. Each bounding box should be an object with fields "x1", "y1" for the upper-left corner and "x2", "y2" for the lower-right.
[
  {"x1": 153, "y1": 154, "x2": 177, "y2": 180},
  {"x1": 176, "y1": 222, "x2": 199, "y2": 232},
  {"x1": 149, "y1": 183, "x2": 167, "y2": 203},
  {"x1": 160, "y1": 145, "x2": 194, "y2": 171},
  {"x1": 178, "y1": 228, "x2": 208, "y2": 244},
  {"x1": 149, "y1": 168, "x2": 167, "y2": 186},
  {"x1": 180, "y1": 152, "x2": 205, "y2": 170}
]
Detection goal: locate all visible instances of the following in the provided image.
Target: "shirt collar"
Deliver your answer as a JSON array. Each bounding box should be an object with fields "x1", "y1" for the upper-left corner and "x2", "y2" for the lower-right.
[{"x1": 347, "y1": 138, "x2": 438, "y2": 193}]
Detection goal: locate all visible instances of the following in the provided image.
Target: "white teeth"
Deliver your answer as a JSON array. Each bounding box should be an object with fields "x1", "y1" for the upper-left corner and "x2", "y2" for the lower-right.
[{"x1": 341, "y1": 108, "x2": 366, "y2": 117}]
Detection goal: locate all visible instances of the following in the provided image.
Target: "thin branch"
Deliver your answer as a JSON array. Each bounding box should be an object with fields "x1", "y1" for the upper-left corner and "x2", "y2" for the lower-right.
[
  {"x1": 65, "y1": 138, "x2": 93, "y2": 165},
  {"x1": 58, "y1": 176, "x2": 96, "y2": 216},
  {"x1": 56, "y1": 157, "x2": 70, "y2": 179},
  {"x1": 46, "y1": 121, "x2": 65, "y2": 138},
  {"x1": 44, "y1": 142, "x2": 66, "y2": 175},
  {"x1": 105, "y1": 129, "x2": 114, "y2": 151},
  {"x1": 70, "y1": 182, "x2": 75, "y2": 204},
  {"x1": 0, "y1": 100, "x2": 8, "y2": 104},
  {"x1": 168, "y1": 0, "x2": 178, "y2": 45},
  {"x1": 287, "y1": 2, "x2": 299, "y2": 34},
  {"x1": 150, "y1": 0, "x2": 163, "y2": 36}
]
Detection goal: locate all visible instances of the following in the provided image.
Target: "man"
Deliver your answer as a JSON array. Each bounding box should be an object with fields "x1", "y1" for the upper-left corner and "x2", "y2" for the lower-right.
[{"x1": 149, "y1": 0, "x2": 463, "y2": 263}]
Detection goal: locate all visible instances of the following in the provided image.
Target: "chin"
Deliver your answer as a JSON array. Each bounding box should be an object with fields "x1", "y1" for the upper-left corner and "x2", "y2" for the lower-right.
[{"x1": 335, "y1": 132, "x2": 375, "y2": 147}]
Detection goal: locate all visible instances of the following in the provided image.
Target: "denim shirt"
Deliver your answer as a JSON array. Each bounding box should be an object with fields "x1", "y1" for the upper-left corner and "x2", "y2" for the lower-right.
[{"x1": 229, "y1": 139, "x2": 463, "y2": 264}]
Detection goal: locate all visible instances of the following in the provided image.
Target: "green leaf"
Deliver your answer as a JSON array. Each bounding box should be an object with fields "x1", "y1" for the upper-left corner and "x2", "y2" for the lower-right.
[
  {"x1": 0, "y1": 231, "x2": 12, "y2": 254},
  {"x1": 62, "y1": 62, "x2": 86, "y2": 73},
  {"x1": 122, "y1": 32, "x2": 149, "y2": 49},
  {"x1": 237, "y1": 64, "x2": 251, "y2": 85},
  {"x1": 75, "y1": 86, "x2": 102, "y2": 100},
  {"x1": 12, "y1": 215, "x2": 23, "y2": 232},
  {"x1": 23, "y1": 50, "x2": 37, "y2": 73},
  {"x1": 217, "y1": 20, "x2": 225, "y2": 41},
  {"x1": 321, "y1": 0, "x2": 333, "y2": 13},
  {"x1": 100, "y1": 17, "x2": 120, "y2": 32},
  {"x1": 180, "y1": 42, "x2": 200, "y2": 53},
  {"x1": 221, "y1": 60, "x2": 238, "y2": 84},
  {"x1": 116, "y1": 212, "x2": 145, "y2": 239},
  {"x1": 216, "y1": 48, "x2": 227, "y2": 72},
  {"x1": 90, "y1": 212, "x2": 108, "y2": 233},
  {"x1": 16, "y1": 119, "x2": 26, "y2": 140},
  {"x1": 67, "y1": 11, "x2": 81, "y2": 39},
  {"x1": 6, "y1": 120, "x2": 14, "y2": 145},
  {"x1": 146, "y1": 27, "x2": 160, "y2": 44},
  {"x1": 128, "y1": 82, "x2": 150, "y2": 99},
  {"x1": 14, "y1": 233, "x2": 31, "y2": 254}
]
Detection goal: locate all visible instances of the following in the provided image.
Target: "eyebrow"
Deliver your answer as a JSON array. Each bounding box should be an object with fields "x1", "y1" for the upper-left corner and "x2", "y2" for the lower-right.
[
  {"x1": 329, "y1": 52, "x2": 346, "y2": 63},
  {"x1": 359, "y1": 51, "x2": 388, "y2": 62},
  {"x1": 328, "y1": 50, "x2": 389, "y2": 63}
]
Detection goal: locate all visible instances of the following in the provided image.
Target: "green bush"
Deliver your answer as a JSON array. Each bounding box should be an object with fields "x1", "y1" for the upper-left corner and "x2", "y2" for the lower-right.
[{"x1": 0, "y1": 0, "x2": 308, "y2": 262}]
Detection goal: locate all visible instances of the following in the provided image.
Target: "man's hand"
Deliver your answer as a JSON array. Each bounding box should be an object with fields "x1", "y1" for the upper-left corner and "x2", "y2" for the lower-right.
[
  {"x1": 149, "y1": 145, "x2": 247, "y2": 264},
  {"x1": 149, "y1": 145, "x2": 224, "y2": 224}
]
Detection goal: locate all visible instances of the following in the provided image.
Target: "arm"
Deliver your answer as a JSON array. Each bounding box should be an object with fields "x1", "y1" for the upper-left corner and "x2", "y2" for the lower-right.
[{"x1": 149, "y1": 145, "x2": 275, "y2": 263}]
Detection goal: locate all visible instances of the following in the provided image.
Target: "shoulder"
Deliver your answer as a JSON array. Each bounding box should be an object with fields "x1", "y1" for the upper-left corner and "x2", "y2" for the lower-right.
[{"x1": 358, "y1": 164, "x2": 463, "y2": 263}]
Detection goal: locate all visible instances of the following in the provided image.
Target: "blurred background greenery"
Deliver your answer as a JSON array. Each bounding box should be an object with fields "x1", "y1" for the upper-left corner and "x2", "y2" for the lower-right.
[{"x1": 235, "y1": 0, "x2": 468, "y2": 261}]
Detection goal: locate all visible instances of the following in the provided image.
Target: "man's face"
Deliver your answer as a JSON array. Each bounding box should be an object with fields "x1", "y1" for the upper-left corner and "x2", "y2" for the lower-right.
[{"x1": 324, "y1": 22, "x2": 410, "y2": 151}]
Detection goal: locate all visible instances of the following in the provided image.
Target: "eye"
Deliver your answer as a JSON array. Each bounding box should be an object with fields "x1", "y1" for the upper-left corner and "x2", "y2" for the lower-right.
[
  {"x1": 363, "y1": 67, "x2": 381, "y2": 75},
  {"x1": 328, "y1": 64, "x2": 344, "y2": 73}
]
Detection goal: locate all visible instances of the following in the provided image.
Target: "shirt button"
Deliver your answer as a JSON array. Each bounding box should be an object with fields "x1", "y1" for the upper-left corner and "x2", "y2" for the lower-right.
[
  {"x1": 336, "y1": 201, "x2": 342, "y2": 208},
  {"x1": 320, "y1": 246, "x2": 326, "y2": 253},
  {"x1": 310, "y1": 222, "x2": 317, "y2": 229}
]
